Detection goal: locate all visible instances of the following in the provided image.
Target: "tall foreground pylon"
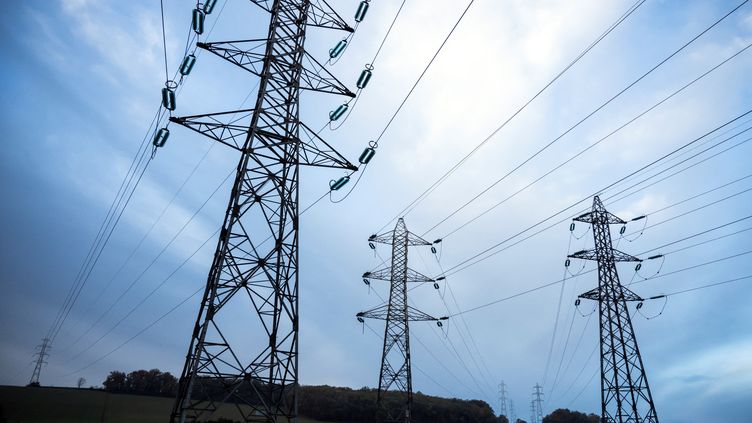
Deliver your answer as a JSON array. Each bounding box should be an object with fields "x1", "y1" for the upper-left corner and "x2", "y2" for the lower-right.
[
  {"x1": 357, "y1": 218, "x2": 445, "y2": 422},
  {"x1": 169, "y1": 1, "x2": 356, "y2": 421},
  {"x1": 568, "y1": 196, "x2": 659, "y2": 423}
]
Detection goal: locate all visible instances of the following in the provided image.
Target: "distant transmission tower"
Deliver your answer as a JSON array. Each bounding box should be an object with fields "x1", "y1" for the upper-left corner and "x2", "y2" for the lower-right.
[
  {"x1": 568, "y1": 196, "x2": 659, "y2": 422},
  {"x1": 530, "y1": 400, "x2": 536, "y2": 423},
  {"x1": 532, "y1": 383, "x2": 544, "y2": 423},
  {"x1": 357, "y1": 218, "x2": 446, "y2": 422},
  {"x1": 499, "y1": 380, "x2": 509, "y2": 419},
  {"x1": 510, "y1": 399, "x2": 517, "y2": 423},
  {"x1": 29, "y1": 337, "x2": 51, "y2": 386},
  {"x1": 170, "y1": 1, "x2": 356, "y2": 421}
]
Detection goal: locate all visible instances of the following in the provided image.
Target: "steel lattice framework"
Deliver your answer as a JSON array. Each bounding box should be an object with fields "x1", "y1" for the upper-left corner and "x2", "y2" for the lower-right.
[
  {"x1": 531, "y1": 384, "x2": 543, "y2": 423},
  {"x1": 169, "y1": 1, "x2": 356, "y2": 421},
  {"x1": 357, "y1": 218, "x2": 442, "y2": 423},
  {"x1": 29, "y1": 337, "x2": 51, "y2": 386},
  {"x1": 498, "y1": 380, "x2": 509, "y2": 420},
  {"x1": 568, "y1": 196, "x2": 659, "y2": 423}
]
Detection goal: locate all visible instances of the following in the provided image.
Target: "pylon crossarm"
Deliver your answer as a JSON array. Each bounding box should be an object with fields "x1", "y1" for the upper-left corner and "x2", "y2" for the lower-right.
[
  {"x1": 406, "y1": 231, "x2": 432, "y2": 246},
  {"x1": 198, "y1": 39, "x2": 267, "y2": 76},
  {"x1": 199, "y1": 39, "x2": 355, "y2": 97},
  {"x1": 249, "y1": 0, "x2": 354, "y2": 32},
  {"x1": 300, "y1": 53, "x2": 356, "y2": 97},
  {"x1": 573, "y1": 210, "x2": 626, "y2": 225},
  {"x1": 405, "y1": 306, "x2": 441, "y2": 322},
  {"x1": 170, "y1": 112, "x2": 254, "y2": 151},
  {"x1": 369, "y1": 231, "x2": 395, "y2": 245},
  {"x1": 298, "y1": 122, "x2": 358, "y2": 170},
  {"x1": 363, "y1": 267, "x2": 392, "y2": 282},
  {"x1": 405, "y1": 268, "x2": 433, "y2": 283},
  {"x1": 357, "y1": 305, "x2": 390, "y2": 320},
  {"x1": 612, "y1": 249, "x2": 642, "y2": 262},
  {"x1": 169, "y1": 113, "x2": 356, "y2": 170},
  {"x1": 568, "y1": 248, "x2": 641, "y2": 262}
]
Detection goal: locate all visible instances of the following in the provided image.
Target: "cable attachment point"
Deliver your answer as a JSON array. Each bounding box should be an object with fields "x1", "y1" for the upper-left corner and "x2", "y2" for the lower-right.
[
  {"x1": 636, "y1": 295, "x2": 668, "y2": 320},
  {"x1": 636, "y1": 254, "x2": 665, "y2": 280},
  {"x1": 357, "y1": 63, "x2": 375, "y2": 89},
  {"x1": 624, "y1": 215, "x2": 648, "y2": 242}
]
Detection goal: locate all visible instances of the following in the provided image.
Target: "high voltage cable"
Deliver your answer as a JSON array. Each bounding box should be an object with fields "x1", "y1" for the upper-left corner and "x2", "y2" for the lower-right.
[
  {"x1": 63, "y1": 191, "x2": 346, "y2": 371},
  {"x1": 401, "y1": 166, "x2": 752, "y2": 299},
  {"x1": 406, "y1": 0, "x2": 748, "y2": 228},
  {"x1": 440, "y1": 110, "x2": 752, "y2": 277},
  {"x1": 447, "y1": 167, "x2": 752, "y2": 279},
  {"x1": 44, "y1": 3, "x2": 228, "y2": 347},
  {"x1": 46, "y1": 104, "x2": 160, "y2": 343},
  {"x1": 66, "y1": 226, "x2": 221, "y2": 362},
  {"x1": 413, "y1": 248, "x2": 498, "y2": 393},
  {"x1": 365, "y1": 249, "x2": 496, "y2": 401},
  {"x1": 364, "y1": 260, "x2": 496, "y2": 402},
  {"x1": 554, "y1": 273, "x2": 752, "y2": 408},
  {"x1": 48, "y1": 146, "x2": 154, "y2": 344},
  {"x1": 62, "y1": 169, "x2": 235, "y2": 355},
  {"x1": 657, "y1": 274, "x2": 752, "y2": 298},
  {"x1": 427, "y1": 40, "x2": 752, "y2": 238},
  {"x1": 374, "y1": 0, "x2": 648, "y2": 232},
  {"x1": 449, "y1": 245, "x2": 752, "y2": 318},
  {"x1": 362, "y1": 321, "x2": 458, "y2": 399},
  {"x1": 68, "y1": 211, "x2": 750, "y2": 393},
  {"x1": 541, "y1": 268, "x2": 569, "y2": 389},
  {"x1": 373, "y1": 0, "x2": 475, "y2": 144},
  {"x1": 370, "y1": 0, "x2": 407, "y2": 64},
  {"x1": 64, "y1": 286, "x2": 204, "y2": 376}
]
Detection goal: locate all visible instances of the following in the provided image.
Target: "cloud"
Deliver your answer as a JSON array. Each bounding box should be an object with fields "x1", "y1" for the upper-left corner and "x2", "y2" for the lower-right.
[{"x1": 658, "y1": 338, "x2": 752, "y2": 399}]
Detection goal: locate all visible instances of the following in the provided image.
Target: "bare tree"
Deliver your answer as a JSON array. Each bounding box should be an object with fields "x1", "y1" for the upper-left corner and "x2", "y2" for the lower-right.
[{"x1": 77, "y1": 377, "x2": 86, "y2": 389}]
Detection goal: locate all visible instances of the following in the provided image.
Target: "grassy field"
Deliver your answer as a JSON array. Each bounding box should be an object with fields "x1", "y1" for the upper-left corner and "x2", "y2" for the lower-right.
[{"x1": 0, "y1": 386, "x2": 328, "y2": 423}]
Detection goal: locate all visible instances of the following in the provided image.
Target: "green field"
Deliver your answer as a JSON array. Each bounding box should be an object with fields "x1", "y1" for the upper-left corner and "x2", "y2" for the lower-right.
[{"x1": 0, "y1": 386, "x2": 328, "y2": 423}]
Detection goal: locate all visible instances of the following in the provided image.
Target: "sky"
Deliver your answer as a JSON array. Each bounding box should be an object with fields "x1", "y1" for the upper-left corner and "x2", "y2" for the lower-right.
[{"x1": 1, "y1": 0, "x2": 751, "y2": 422}]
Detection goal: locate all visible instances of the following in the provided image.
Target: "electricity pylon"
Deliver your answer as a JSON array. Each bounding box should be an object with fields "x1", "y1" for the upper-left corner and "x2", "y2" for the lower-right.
[
  {"x1": 532, "y1": 383, "x2": 544, "y2": 423},
  {"x1": 568, "y1": 196, "x2": 659, "y2": 423},
  {"x1": 29, "y1": 337, "x2": 51, "y2": 386},
  {"x1": 357, "y1": 218, "x2": 446, "y2": 422},
  {"x1": 499, "y1": 380, "x2": 509, "y2": 419},
  {"x1": 530, "y1": 400, "x2": 536, "y2": 423},
  {"x1": 510, "y1": 399, "x2": 517, "y2": 423},
  {"x1": 169, "y1": 1, "x2": 357, "y2": 422}
]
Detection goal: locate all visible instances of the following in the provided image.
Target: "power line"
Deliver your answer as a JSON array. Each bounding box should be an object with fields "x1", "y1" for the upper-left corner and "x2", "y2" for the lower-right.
[
  {"x1": 440, "y1": 110, "x2": 752, "y2": 276},
  {"x1": 659, "y1": 274, "x2": 752, "y2": 298},
  {"x1": 43, "y1": 1, "x2": 228, "y2": 348},
  {"x1": 375, "y1": 0, "x2": 649, "y2": 233},
  {"x1": 373, "y1": 0, "x2": 475, "y2": 145},
  {"x1": 61, "y1": 169, "x2": 235, "y2": 356},
  {"x1": 63, "y1": 286, "x2": 204, "y2": 376},
  {"x1": 428, "y1": 40, "x2": 752, "y2": 238},
  {"x1": 450, "y1": 247, "x2": 752, "y2": 318}
]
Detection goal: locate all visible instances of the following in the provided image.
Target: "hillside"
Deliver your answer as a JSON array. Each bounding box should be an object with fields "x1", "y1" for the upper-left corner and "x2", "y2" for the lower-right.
[{"x1": 0, "y1": 386, "x2": 327, "y2": 423}]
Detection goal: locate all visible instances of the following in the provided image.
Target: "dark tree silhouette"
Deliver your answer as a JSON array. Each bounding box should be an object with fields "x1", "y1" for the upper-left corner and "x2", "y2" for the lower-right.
[{"x1": 542, "y1": 408, "x2": 600, "y2": 423}]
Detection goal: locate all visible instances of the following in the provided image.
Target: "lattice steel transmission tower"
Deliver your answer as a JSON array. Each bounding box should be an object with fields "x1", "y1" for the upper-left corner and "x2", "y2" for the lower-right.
[
  {"x1": 510, "y1": 399, "x2": 517, "y2": 423},
  {"x1": 532, "y1": 383, "x2": 544, "y2": 423},
  {"x1": 529, "y1": 400, "x2": 535, "y2": 423},
  {"x1": 499, "y1": 380, "x2": 509, "y2": 419},
  {"x1": 357, "y1": 218, "x2": 445, "y2": 423},
  {"x1": 29, "y1": 337, "x2": 51, "y2": 386},
  {"x1": 169, "y1": 1, "x2": 357, "y2": 421},
  {"x1": 568, "y1": 196, "x2": 659, "y2": 423}
]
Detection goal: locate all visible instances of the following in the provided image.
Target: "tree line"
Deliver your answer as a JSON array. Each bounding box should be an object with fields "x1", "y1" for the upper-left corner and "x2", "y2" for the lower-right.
[{"x1": 101, "y1": 369, "x2": 599, "y2": 423}]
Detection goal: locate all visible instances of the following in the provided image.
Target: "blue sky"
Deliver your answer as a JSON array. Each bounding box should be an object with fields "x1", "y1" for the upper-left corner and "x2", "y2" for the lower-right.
[{"x1": 1, "y1": 0, "x2": 751, "y2": 422}]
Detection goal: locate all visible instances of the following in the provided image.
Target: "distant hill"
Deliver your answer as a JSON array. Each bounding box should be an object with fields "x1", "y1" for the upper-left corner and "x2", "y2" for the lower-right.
[
  {"x1": 0, "y1": 386, "x2": 323, "y2": 423},
  {"x1": 0, "y1": 385, "x2": 500, "y2": 423}
]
